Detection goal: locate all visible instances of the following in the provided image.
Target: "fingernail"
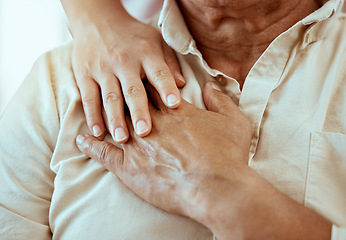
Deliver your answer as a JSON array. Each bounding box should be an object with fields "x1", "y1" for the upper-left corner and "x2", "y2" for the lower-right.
[
  {"x1": 211, "y1": 82, "x2": 222, "y2": 92},
  {"x1": 76, "y1": 135, "x2": 86, "y2": 145},
  {"x1": 114, "y1": 128, "x2": 127, "y2": 142},
  {"x1": 92, "y1": 125, "x2": 103, "y2": 137},
  {"x1": 136, "y1": 120, "x2": 149, "y2": 135},
  {"x1": 166, "y1": 93, "x2": 179, "y2": 107},
  {"x1": 177, "y1": 73, "x2": 186, "y2": 83}
]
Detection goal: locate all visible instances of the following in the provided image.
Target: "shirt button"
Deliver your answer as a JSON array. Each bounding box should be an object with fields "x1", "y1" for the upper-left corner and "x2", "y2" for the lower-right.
[{"x1": 216, "y1": 75, "x2": 227, "y2": 86}]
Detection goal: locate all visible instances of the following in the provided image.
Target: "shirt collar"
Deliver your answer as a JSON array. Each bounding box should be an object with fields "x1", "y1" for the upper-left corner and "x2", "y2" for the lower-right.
[
  {"x1": 158, "y1": 0, "x2": 344, "y2": 54},
  {"x1": 302, "y1": 0, "x2": 342, "y2": 25},
  {"x1": 301, "y1": 0, "x2": 344, "y2": 48},
  {"x1": 158, "y1": 0, "x2": 193, "y2": 54}
]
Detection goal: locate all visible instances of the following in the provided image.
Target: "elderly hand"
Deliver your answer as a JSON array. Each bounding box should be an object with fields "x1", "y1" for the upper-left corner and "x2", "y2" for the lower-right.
[
  {"x1": 76, "y1": 81, "x2": 252, "y2": 224},
  {"x1": 71, "y1": 6, "x2": 185, "y2": 143},
  {"x1": 76, "y1": 82, "x2": 331, "y2": 240}
]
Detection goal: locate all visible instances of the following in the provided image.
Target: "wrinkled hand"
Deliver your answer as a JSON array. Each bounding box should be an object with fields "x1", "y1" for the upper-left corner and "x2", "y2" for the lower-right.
[
  {"x1": 76, "y1": 81, "x2": 252, "y2": 218},
  {"x1": 72, "y1": 16, "x2": 185, "y2": 143}
]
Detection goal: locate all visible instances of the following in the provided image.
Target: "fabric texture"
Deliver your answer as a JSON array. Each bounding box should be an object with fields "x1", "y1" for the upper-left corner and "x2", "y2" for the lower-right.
[{"x1": 0, "y1": 0, "x2": 346, "y2": 239}]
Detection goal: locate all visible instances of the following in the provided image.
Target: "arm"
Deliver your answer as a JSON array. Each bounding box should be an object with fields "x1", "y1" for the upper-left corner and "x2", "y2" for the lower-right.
[
  {"x1": 195, "y1": 163, "x2": 332, "y2": 240},
  {"x1": 61, "y1": 0, "x2": 185, "y2": 142},
  {"x1": 76, "y1": 81, "x2": 335, "y2": 239}
]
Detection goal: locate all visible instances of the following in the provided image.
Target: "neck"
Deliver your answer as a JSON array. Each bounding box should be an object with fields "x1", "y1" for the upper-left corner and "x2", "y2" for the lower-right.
[{"x1": 177, "y1": 0, "x2": 322, "y2": 87}]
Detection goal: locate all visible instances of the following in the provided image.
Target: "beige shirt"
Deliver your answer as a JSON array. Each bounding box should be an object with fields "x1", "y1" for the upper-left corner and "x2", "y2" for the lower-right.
[{"x1": 0, "y1": 0, "x2": 345, "y2": 239}]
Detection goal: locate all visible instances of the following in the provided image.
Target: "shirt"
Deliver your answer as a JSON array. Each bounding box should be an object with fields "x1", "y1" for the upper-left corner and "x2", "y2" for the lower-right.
[{"x1": 0, "y1": 0, "x2": 345, "y2": 239}]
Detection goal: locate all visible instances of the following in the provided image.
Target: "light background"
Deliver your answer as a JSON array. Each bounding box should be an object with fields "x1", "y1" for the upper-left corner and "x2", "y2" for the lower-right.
[{"x1": 0, "y1": 0, "x2": 163, "y2": 114}]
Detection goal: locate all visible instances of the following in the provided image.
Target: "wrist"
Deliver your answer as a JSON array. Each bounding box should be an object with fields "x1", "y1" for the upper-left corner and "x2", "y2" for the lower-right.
[
  {"x1": 181, "y1": 166, "x2": 253, "y2": 239},
  {"x1": 183, "y1": 166, "x2": 332, "y2": 240},
  {"x1": 62, "y1": 0, "x2": 134, "y2": 38},
  {"x1": 211, "y1": 170, "x2": 332, "y2": 240}
]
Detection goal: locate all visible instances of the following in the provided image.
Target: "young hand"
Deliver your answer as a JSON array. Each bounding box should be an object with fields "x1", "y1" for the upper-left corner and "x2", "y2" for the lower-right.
[{"x1": 71, "y1": 5, "x2": 185, "y2": 143}]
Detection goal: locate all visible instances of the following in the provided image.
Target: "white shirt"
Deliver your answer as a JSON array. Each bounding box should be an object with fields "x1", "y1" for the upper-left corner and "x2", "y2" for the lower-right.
[{"x1": 0, "y1": 0, "x2": 345, "y2": 239}]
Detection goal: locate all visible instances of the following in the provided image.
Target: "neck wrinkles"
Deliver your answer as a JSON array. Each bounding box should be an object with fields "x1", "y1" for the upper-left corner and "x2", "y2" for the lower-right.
[{"x1": 176, "y1": 0, "x2": 321, "y2": 84}]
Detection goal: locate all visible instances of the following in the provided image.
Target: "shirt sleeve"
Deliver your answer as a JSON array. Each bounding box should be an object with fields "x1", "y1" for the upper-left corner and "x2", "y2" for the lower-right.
[{"x1": 0, "y1": 52, "x2": 60, "y2": 239}]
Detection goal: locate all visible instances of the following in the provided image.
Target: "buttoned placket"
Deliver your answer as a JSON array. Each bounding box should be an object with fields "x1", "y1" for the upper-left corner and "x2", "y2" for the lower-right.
[
  {"x1": 239, "y1": 22, "x2": 310, "y2": 166},
  {"x1": 159, "y1": 0, "x2": 341, "y2": 166},
  {"x1": 157, "y1": 0, "x2": 344, "y2": 239},
  {"x1": 182, "y1": 22, "x2": 310, "y2": 166}
]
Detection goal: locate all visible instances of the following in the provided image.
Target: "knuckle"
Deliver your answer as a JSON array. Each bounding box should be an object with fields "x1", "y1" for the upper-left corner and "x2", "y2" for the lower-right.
[
  {"x1": 74, "y1": 60, "x2": 92, "y2": 76},
  {"x1": 152, "y1": 69, "x2": 171, "y2": 84},
  {"x1": 138, "y1": 37, "x2": 157, "y2": 52},
  {"x1": 114, "y1": 51, "x2": 131, "y2": 66},
  {"x1": 75, "y1": 67, "x2": 90, "y2": 80},
  {"x1": 94, "y1": 142, "x2": 124, "y2": 171},
  {"x1": 104, "y1": 91, "x2": 122, "y2": 104},
  {"x1": 96, "y1": 142, "x2": 113, "y2": 163},
  {"x1": 125, "y1": 85, "x2": 145, "y2": 99},
  {"x1": 97, "y1": 60, "x2": 109, "y2": 72}
]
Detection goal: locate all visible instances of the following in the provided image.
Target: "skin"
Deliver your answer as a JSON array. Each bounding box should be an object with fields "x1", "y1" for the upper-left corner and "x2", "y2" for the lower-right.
[
  {"x1": 76, "y1": 0, "x2": 335, "y2": 238},
  {"x1": 77, "y1": 82, "x2": 332, "y2": 239},
  {"x1": 178, "y1": 0, "x2": 323, "y2": 87},
  {"x1": 61, "y1": 0, "x2": 185, "y2": 142}
]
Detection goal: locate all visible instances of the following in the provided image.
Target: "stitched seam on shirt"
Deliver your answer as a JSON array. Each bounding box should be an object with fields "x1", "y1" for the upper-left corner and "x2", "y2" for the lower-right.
[
  {"x1": 304, "y1": 132, "x2": 316, "y2": 206},
  {"x1": 247, "y1": 64, "x2": 272, "y2": 165}
]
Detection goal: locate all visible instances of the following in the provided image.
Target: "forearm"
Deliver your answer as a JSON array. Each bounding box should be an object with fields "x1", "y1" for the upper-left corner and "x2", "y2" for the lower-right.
[
  {"x1": 61, "y1": 0, "x2": 133, "y2": 37},
  {"x1": 186, "y1": 167, "x2": 332, "y2": 240}
]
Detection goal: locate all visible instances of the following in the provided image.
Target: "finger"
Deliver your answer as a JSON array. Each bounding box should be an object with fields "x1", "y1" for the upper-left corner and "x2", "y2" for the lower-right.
[
  {"x1": 162, "y1": 41, "x2": 186, "y2": 88},
  {"x1": 116, "y1": 69, "x2": 152, "y2": 137},
  {"x1": 77, "y1": 77, "x2": 105, "y2": 137},
  {"x1": 145, "y1": 81, "x2": 191, "y2": 116},
  {"x1": 203, "y1": 81, "x2": 239, "y2": 117},
  {"x1": 76, "y1": 134, "x2": 124, "y2": 173},
  {"x1": 142, "y1": 56, "x2": 182, "y2": 109},
  {"x1": 144, "y1": 81, "x2": 167, "y2": 111},
  {"x1": 99, "y1": 74, "x2": 129, "y2": 143}
]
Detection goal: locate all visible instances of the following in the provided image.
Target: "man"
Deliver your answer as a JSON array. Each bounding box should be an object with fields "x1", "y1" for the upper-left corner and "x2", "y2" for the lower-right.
[{"x1": 0, "y1": 0, "x2": 345, "y2": 239}]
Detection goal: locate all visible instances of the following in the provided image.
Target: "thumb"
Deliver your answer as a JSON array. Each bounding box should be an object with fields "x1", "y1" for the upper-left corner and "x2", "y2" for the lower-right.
[
  {"x1": 203, "y1": 81, "x2": 239, "y2": 117},
  {"x1": 76, "y1": 134, "x2": 124, "y2": 173}
]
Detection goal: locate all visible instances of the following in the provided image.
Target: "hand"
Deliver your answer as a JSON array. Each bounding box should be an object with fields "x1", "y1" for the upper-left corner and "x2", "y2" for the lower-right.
[
  {"x1": 76, "y1": 81, "x2": 252, "y2": 221},
  {"x1": 76, "y1": 81, "x2": 332, "y2": 240},
  {"x1": 72, "y1": 13, "x2": 185, "y2": 143}
]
